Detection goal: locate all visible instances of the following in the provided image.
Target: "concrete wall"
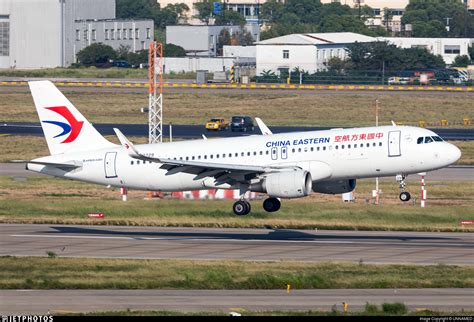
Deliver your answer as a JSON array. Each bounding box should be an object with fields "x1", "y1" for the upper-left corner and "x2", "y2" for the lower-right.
[
  {"x1": 256, "y1": 45, "x2": 317, "y2": 75},
  {"x1": 164, "y1": 57, "x2": 256, "y2": 73},
  {"x1": 223, "y1": 45, "x2": 256, "y2": 58}
]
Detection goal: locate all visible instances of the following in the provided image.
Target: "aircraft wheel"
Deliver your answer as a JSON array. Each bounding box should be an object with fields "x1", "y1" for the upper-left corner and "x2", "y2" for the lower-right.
[
  {"x1": 399, "y1": 192, "x2": 411, "y2": 202},
  {"x1": 263, "y1": 197, "x2": 281, "y2": 212},
  {"x1": 233, "y1": 200, "x2": 251, "y2": 216}
]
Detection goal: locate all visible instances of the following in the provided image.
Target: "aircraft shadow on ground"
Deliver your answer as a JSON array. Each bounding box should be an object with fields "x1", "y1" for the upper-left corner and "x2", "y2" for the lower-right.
[{"x1": 44, "y1": 226, "x2": 457, "y2": 242}]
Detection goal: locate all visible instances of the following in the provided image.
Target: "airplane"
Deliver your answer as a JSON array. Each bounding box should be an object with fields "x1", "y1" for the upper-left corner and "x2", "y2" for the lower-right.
[{"x1": 22, "y1": 80, "x2": 461, "y2": 215}]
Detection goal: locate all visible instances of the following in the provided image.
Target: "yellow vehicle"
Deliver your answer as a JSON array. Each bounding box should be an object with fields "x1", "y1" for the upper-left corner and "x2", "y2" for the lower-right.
[{"x1": 205, "y1": 118, "x2": 229, "y2": 131}]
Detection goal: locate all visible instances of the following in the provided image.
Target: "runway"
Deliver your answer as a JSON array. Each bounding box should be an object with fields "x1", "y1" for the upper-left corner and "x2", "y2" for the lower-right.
[
  {"x1": 2, "y1": 121, "x2": 474, "y2": 140},
  {"x1": 1, "y1": 224, "x2": 473, "y2": 265},
  {"x1": 1, "y1": 288, "x2": 473, "y2": 315}
]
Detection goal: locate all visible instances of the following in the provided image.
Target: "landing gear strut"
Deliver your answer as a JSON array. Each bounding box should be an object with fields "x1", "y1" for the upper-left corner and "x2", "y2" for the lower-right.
[
  {"x1": 233, "y1": 200, "x2": 251, "y2": 216},
  {"x1": 263, "y1": 197, "x2": 281, "y2": 212},
  {"x1": 396, "y1": 174, "x2": 411, "y2": 202}
]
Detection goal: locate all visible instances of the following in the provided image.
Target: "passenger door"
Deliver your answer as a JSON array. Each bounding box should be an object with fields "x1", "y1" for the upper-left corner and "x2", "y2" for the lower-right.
[
  {"x1": 388, "y1": 131, "x2": 401, "y2": 157},
  {"x1": 104, "y1": 152, "x2": 118, "y2": 178}
]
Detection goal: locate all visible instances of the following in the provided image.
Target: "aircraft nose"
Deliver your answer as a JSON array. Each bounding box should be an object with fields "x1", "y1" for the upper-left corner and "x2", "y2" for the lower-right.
[{"x1": 447, "y1": 144, "x2": 462, "y2": 163}]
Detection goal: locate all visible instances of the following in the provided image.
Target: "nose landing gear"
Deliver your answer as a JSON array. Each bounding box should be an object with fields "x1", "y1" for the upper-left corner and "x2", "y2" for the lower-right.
[{"x1": 396, "y1": 174, "x2": 411, "y2": 202}]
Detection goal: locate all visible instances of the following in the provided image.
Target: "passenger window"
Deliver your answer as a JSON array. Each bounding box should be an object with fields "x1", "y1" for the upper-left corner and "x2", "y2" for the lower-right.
[
  {"x1": 425, "y1": 137, "x2": 433, "y2": 144},
  {"x1": 253, "y1": 152, "x2": 257, "y2": 156},
  {"x1": 241, "y1": 152, "x2": 244, "y2": 157},
  {"x1": 222, "y1": 154, "x2": 225, "y2": 158},
  {"x1": 235, "y1": 153, "x2": 238, "y2": 157},
  {"x1": 198, "y1": 156, "x2": 201, "y2": 160},
  {"x1": 298, "y1": 148, "x2": 302, "y2": 152},
  {"x1": 379, "y1": 142, "x2": 382, "y2": 147},
  {"x1": 137, "y1": 160, "x2": 140, "y2": 164},
  {"x1": 247, "y1": 152, "x2": 251, "y2": 156},
  {"x1": 323, "y1": 147, "x2": 326, "y2": 151},
  {"x1": 310, "y1": 147, "x2": 314, "y2": 152},
  {"x1": 186, "y1": 157, "x2": 189, "y2": 161},
  {"x1": 317, "y1": 147, "x2": 320, "y2": 151},
  {"x1": 335, "y1": 145, "x2": 338, "y2": 150},
  {"x1": 204, "y1": 155, "x2": 207, "y2": 159},
  {"x1": 266, "y1": 151, "x2": 269, "y2": 155},
  {"x1": 341, "y1": 145, "x2": 344, "y2": 149},
  {"x1": 292, "y1": 148, "x2": 295, "y2": 153},
  {"x1": 131, "y1": 161, "x2": 134, "y2": 165},
  {"x1": 229, "y1": 153, "x2": 232, "y2": 157},
  {"x1": 210, "y1": 155, "x2": 214, "y2": 159},
  {"x1": 216, "y1": 154, "x2": 219, "y2": 158},
  {"x1": 366, "y1": 143, "x2": 370, "y2": 147},
  {"x1": 417, "y1": 137, "x2": 423, "y2": 144},
  {"x1": 192, "y1": 156, "x2": 195, "y2": 160},
  {"x1": 372, "y1": 143, "x2": 376, "y2": 147},
  {"x1": 348, "y1": 144, "x2": 351, "y2": 149}
]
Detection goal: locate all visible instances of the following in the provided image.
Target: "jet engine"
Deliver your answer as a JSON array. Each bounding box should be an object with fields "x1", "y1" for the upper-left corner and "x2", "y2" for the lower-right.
[
  {"x1": 250, "y1": 170, "x2": 312, "y2": 199},
  {"x1": 312, "y1": 179, "x2": 356, "y2": 194}
]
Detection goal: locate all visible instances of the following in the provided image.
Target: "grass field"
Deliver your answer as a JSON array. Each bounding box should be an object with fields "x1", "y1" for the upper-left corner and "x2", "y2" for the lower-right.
[
  {"x1": 71, "y1": 308, "x2": 474, "y2": 316},
  {"x1": 0, "y1": 176, "x2": 472, "y2": 231},
  {"x1": 0, "y1": 67, "x2": 196, "y2": 79},
  {"x1": 0, "y1": 87, "x2": 472, "y2": 127},
  {"x1": 1, "y1": 257, "x2": 472, "y2": 289}
]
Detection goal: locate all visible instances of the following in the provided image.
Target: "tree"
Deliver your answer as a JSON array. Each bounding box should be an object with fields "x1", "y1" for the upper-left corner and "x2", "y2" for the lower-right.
[
  {"x1": 77, "y1": 43, "x2": 117, "y2": 66},
  {"x1": 232, "y1": 30, "x2": 254, "y2": 46},
  {"x1": 157, "y1": 3, "x2": 190, "y2": 28},
  {"x1": 215, "y1": 9, "x2": 246, "y2": 26},
  {"x1": 217, "y1": 28, "x2": 231, "y2": 54},
  {"x1": 127, "y1": 50, "x2": 148, "y2": 67},
  {"x1": 469, "y1": 46, "x2": 474, "y2": 61},
  {"x1": 164, "y1": 43, "x2": 186, "y2": 57},
  {"x1": 402, "y1": 0, "x2": 474, "y2": 38},
  {"x1": 194, "y1": 0, "x2": 213, "y2": 25},
  {"x1": 116, "y1": 0, "x2": 158, "y2": 20},
  {"x1": 261, "y1": 0, "x2": 285, "y2": 23},
  {"x1": 327, "y1": 57, "x2": 352, "y2": 72},
  {"x1": 452, "y1": 55, "x2": 471, "y2": 67},
  {"x1": 116, "y1": 44, "x2": 131, "y2": 60}
]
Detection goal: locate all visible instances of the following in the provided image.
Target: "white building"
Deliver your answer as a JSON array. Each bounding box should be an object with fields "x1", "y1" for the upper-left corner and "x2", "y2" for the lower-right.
[
  {"x1": 0, "y1": 0, "x2": 153, "y2": 69},
  {"x1": 379, "y1": 37, "x2": 474, "y2": 65},
  {"x1": 256, "y1": 32, "x2": 376, "y2": 75}
]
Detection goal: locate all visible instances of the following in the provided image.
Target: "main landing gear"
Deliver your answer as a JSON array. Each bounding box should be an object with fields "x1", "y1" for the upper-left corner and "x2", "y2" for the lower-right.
[
  {"x1": 396, "y1": 174, "x2": 411, "y2": 202},
  {"x1": 232, "y1": 197, "x2": 281, "y2": 216}
]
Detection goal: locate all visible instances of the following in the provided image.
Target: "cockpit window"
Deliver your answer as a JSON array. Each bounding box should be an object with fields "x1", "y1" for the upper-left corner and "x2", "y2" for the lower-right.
[
  {"x1": 424, "y1": 137, "x2": 433, "y2": 144},
  {"x1": 417, "y1": 137, "x2": 423, "y2": 144},
  {"x1": 432, "y1": 136, "x2": 443, "y2": 142}
]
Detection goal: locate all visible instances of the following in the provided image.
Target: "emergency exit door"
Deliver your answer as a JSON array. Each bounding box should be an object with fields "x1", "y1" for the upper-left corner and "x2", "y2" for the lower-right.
[
  {"x1": 104, "y1": 152, "x2": 118, "y2": 178},
  {"x1": 388, "y1": 131, "x2": 401, "y2": 157}
]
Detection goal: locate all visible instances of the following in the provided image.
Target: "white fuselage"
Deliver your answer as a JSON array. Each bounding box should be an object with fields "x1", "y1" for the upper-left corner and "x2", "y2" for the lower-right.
[{"x1": 28, "y1": 125, "x2": 461, "y2": 193}]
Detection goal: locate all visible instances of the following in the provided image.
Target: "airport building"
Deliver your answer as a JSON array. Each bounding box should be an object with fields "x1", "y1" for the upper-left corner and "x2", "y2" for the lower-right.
[
  {"x1": 256, "y1": 32, "x2": 377, "y2": 75},
  {"x1": 0, "y1": 0, "x2": 154, "y2": 69}
]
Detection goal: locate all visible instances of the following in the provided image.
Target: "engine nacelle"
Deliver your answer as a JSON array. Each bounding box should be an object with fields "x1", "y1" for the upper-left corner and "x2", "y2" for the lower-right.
[
  {"x1": 250, "y1": 170, "x2": 312, "y2": 199},
  {"x1": 312, "y1": 179, "x2": 356, "y2": 194}
]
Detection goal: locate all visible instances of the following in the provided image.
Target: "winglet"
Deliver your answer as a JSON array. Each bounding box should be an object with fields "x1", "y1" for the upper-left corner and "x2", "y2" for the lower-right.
[
  {"x1": 255, "y1": 117, "x2": 273, "y2": 135},
  {"x1": 391, "y1": 120, "x2": 397, "y2": 126},
  {"x1": 113, "y1": 128, "x2": 140, "y2": 158},
  {"x1": 202, "y1": 134, "x2": 208, "y2": 140}
]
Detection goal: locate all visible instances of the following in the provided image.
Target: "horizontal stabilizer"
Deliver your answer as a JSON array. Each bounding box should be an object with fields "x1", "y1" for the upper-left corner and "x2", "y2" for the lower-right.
[{"x1": 11, "y1": 159, "x2": 82, "y2": 168}]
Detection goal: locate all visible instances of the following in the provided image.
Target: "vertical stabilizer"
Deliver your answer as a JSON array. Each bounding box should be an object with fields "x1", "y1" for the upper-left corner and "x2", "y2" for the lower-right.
[{"x1": 28, "y1": 81, "x2": 115, "y2": 155}]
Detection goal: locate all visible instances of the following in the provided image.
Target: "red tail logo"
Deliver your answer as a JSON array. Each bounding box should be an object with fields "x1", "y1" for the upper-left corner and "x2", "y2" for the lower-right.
[{"x1": 43, "y1": 106, "x2": 84, "y2": 143}]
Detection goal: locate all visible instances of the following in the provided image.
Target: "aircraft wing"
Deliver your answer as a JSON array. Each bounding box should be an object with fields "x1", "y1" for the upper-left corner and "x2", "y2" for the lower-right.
[{"x1": 114, "y1": 128, "x2": 298, "y2": 185}]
